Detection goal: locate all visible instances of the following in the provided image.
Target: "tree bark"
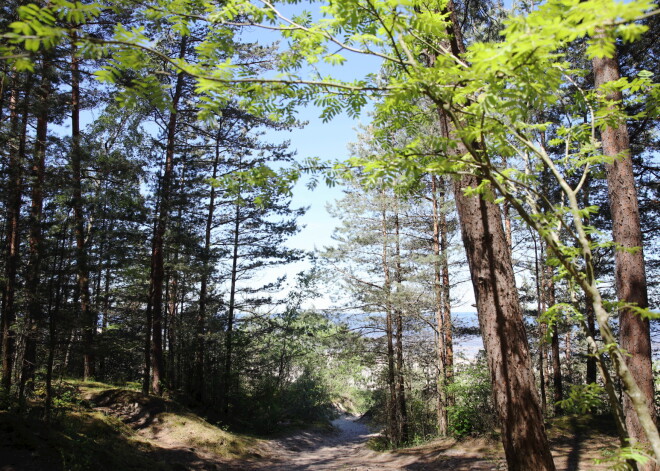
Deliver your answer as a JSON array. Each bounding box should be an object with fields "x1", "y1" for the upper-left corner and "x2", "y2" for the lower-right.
[
  {"x1": 222, "y1": 197, "x2": 241, "y2": 415},
  {"x1": 20, "y1": 60, "x2": 50, "y2": 401},
  {"x1": 393, "y1": 207, "x2": 409, "y2": 445},
  {"x1": 98, "y1": 260, "x2": 111, "y2": 380},
  {"x1": 143, "y1": 193, "x2": 159, "y2": 395},
  {"x1": 581, "y1": 178, "x2": 598, "y2": 385},
  {"x1": 534, "y1": 234, "x2": 548, "y2": 415},
  {"x1": 547, "y1": 274, "x2": 563, "y2": 414},
  {"x1": 45, "y1": 221, "x2": 69, "y2": 419},
  {"x1": 70, "y1": 38, "x2": 95, "y2": 381},
  {"x1": 2, "y1": 79, "x2": 30, "y2": 393},
  {"x1": 431, "y1": 175, "x2": 448, "y2": 436},
  {"x1": 440, "y1": 5, "x2": 556, "y2": 467},
  {"x1": 380, "y1": 199, "x2": 399, "y2": 447},
  {"x1": 194, "y1": 129, "x2": 221, "y2": 402},
  {"x1": 147, "y1": 36, "x2": 188, "y2": 395},
  {"x1": 440, "y1": 184, "x2": 453, "y2": 409},
  {"x1": 454, "y1": 173, "x2": 556, "y2": 470},
  {"x1": 593, "y1": 49, "x2": 656, "y2": 458}
]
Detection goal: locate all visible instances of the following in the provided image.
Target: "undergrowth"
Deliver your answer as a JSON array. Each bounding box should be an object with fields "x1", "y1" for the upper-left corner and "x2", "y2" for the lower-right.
[{"x1": 0, "y1": 380, "x2": 259, "y2": 471}]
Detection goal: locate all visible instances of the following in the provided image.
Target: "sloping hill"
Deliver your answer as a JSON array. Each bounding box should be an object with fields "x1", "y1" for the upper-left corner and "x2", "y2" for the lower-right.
[{"x1": 0, "y1": 381, "x2": 261, "y2": 471}]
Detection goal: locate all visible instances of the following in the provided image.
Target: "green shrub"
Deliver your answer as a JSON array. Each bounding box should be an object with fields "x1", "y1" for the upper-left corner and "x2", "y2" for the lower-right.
[
  {"x1": 447, "y1": 353, "x2": 497, "y2": 438},
  {"x1": 284, "y1": 369, "x2": 333, "y2": 422},
  {"x1": 556, "y1": 383, "x2": 607, "y2": 415}
]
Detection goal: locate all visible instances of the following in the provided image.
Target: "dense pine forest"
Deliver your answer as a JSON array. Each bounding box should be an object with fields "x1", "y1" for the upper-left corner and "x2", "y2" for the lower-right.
[{"x1": 0, "y1": 0, "x2": 659, "y2": 469}]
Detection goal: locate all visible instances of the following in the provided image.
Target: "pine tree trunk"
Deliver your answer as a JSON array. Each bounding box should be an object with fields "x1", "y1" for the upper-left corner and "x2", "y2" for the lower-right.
[
  {"x1": 147, "y1": 36, "x2": 188, "y2": 395},
  {"x1": 45, "y1": 223, "x2": 69, "y2": 419},
  {"x1": 440, "y1": 184, "x2": 453, "y2": 408},
  {"x1": 20, "y1": 60, "x2": 50, "y2": 401},
  {"x1": 2, "y1": 79, "x2": 29, "y2": 393},
  {"x1": 393, "y1": 208, "x2": 408, "y2": 445},
  {"x1": 166, "y1": 269, "x2": 177, "y2": 388},
  {"x1": 380, "y1": 200, "x2": 399, "y2": 447},
  {"x1": 222, "y1": 198, "x2": 241, "y2": 416},
  {"x1": 70, "y1": 39, "x2": 95, "y2": 381},
  {"x1": 565, "y1": 324, "x2": 573, "y2": 381},
  {"x1": 593, "y1": 49, "x2": 656, "y2": 460},
  {"x1": 440, "y1": 4, "x2": 556, "y2": 467},
  {"x1": 546, "y1": 266, "x2": 563, "y2": 414},
  {"x1": 98, "y1": 262, "x2": 111, "y2": 380},
  {"x1": 431, "y1": 176, "x2": 448, "y2": 436},
  {"x1": 534, "y1": 234, "x2": 548, "y2": 415},
  {"x1": 194, "y1": 130, "x2": 221, "y2": 402},
  {"x1": 454, "y1": 174, "x2": 556, "y2": 470},
  {"x1": 143, "y1": 201, "x2": 158, "y2": 395},
  {"x1": 579, "y1": 178, "x2": 598, "y2": 385},
  {"x1": 143, "y1": 297, "x2": 153, "y2": 395}
]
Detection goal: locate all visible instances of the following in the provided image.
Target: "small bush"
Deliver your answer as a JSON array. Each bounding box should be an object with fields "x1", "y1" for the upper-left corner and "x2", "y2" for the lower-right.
[
  {"x1": 447, "y1": 352, "x2": 497, "y2": 438},
  {"x1": 285, "y1": 370, "x2": 333, "y2": 422},
  {"x1": 557, "y1": 383, "x2": 607, "y2": 415}
]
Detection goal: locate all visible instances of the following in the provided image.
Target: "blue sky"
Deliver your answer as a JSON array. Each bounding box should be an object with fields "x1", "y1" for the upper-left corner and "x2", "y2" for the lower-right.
[{"x1": 233, "y1": 2, "x2": 480, "y2": 313}]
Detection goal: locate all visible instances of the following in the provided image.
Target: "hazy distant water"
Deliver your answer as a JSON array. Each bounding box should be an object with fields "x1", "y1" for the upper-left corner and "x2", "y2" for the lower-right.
[{"x1": 451, "y1": 311, "x2": 483, "y2": 359}]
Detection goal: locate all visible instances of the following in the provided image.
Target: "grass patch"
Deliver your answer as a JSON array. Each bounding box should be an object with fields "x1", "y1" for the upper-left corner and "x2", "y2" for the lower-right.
[
  {"x1": 147, "y1": 411, "x2": 260, "y2": 458},
  {"x1": 1, "y1": 380, "x2": 263, "y2": 470}
]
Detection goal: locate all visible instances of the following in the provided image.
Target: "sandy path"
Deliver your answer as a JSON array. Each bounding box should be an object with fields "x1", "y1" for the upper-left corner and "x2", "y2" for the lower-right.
[{"x1": 238, "y1": 415, "x2": 500, "y2": 471}]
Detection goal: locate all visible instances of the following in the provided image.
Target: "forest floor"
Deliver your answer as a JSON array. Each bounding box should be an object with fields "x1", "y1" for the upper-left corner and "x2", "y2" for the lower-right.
[
  {"x1": 0, "y1": 383, "x2": 621, "y2": 470},
  {"x1": 232, "y1": 413, "x2": 621, "y2": 471},
  {"x1": 234, "y1": 414, "x2": 502, "y2": 470}
]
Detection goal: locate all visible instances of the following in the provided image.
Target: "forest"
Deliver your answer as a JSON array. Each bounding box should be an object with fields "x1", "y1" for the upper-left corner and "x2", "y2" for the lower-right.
[{"x1": 0, "y1": 0, "x2": 659, "y2": 469}]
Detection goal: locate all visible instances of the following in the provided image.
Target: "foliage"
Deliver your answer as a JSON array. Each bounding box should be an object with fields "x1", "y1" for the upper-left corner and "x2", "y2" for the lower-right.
[
  {"x1": 595, "y1": 445, "x2": 653, "y2": 471},
  {"x1": 447, "y1": 354, "x2": 497, "y2": 439},
  {"x1": 557, "y1": 383, "x2": 608, "y2": 415}
]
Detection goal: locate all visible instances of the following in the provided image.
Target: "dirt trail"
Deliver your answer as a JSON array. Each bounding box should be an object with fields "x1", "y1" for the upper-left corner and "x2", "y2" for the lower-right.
[
  {"x1": 82, "y1": 389, "x2": 616, "y2": 471},
  {"x1": 237, "y1": 415, "x2": 501, "y2": 471}
]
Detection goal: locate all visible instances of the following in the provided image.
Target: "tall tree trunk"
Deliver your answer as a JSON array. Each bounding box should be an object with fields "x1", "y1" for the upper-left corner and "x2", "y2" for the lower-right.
[
  {"x1": 143, "y1": 293, "x2": 153, "y2": 394},
  {"x1": 45, "y1": 222, "x2": 69, "y2": 419},
  {"x1": 431, "y1": 175, "x2": 448, "y2": 436},
  {"x1": 222, "y1": 197, "x2": 241, "y2": 416},
  {"x1": 143, "y1": 193, "x2": 159, "y2": 394},
  {"x1": 167, "y1": 157, "x2": 186, "y2": 389},
  {"x1": 147, "y1": 36, "x2": 187, "y2": 396},
  {"x1": 454, "y1": 173, "x2": 555, "y2": 470},
  {"x1": 440, "y1": 183, "x2": 453, "y2": 409},
  {"x1": 20, "y1": 61, "x2": 50, "y2": 402},
  {"x1": 580, "y1": 178, "x2": 598, "y2": 385},
  {"x1": 2, "y1": 79, "x2": 29, "y2": 393},
  {"x1": 546, "y1": 264, "x2": 563, "y2": 414},
  {"x1": 176, "y1": 281, "x2": 185, "y2": 391},
  {"x1": 393, "y1": 207, "x2": 408, "y2": 445},
  {"x1": 70, "y1": 39, "x2": 95, "y2": 381},
  {"x1": 380, "y1": 200, "x2": 398, "y2": 447},
  {"x1": 593, "y1": 48, "x2": 656, "y2": 458},
  {"x1": 166, "y1": 267, "x2": 177, "y2": 387},
  {"x1": 441, "y1": 5, "x2": 556, "y2": 467},
  {"x1": 98, "y1": 261, "x2": 111, "y2": 380},
  {"x1": 534, "y1": 234, "x2": 548, "y2": 415},
  {"x1": 93, "y1": 188, "x2": 110, "y2": 382},
  {"x1": 194, "y1": 130, "x2": 221, "y2": 403}
]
